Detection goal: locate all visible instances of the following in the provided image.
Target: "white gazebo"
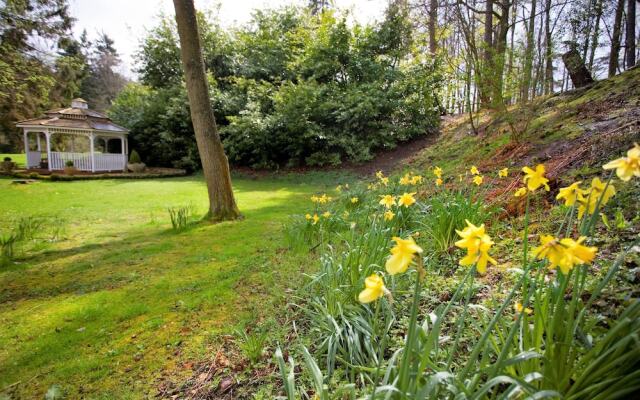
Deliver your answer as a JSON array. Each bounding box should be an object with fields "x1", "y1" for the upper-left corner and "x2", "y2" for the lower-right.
[{"x1": 16, "y1": 98, "x2": 129, "y2": 172}]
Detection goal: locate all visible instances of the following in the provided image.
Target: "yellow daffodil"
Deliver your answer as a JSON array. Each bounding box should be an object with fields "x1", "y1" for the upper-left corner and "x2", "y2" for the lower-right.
[
  {"x1": 376, "y1": 170, "x2": 384, "y2": 179},
  {"x1": 514, "y1": 302, "x2": 533, "y2": 315},
  {"x1": 384, "y1": 210, "x2": 395, "y2": 221},
  {"x1": 342, "y1": 211, "x2": 350, "y2": 218},
  {"x1": 305, "y1": 213, "x2": 312, "y2": 220},
  {"x1": 533, "y1": 234, "x2": 566, "y2": 271},
  {"x1": 312, "y1": 214, "x2": 320, "y2": 225},
  {"x1": 345, "y1": 184, "x2": 349, "y2": 189},
  {"x1": 411, "y1": 175, "x2": 423, "y2": 185},
  {"x1": 436, "y1": 178, "x2": 443, "y2": 186},
  {"x1": 379, "y1": 194, "x2": 396, "y2": 208},
  {"x1": 385, "y1": 236, "x2": 423, "y2": 275},
  {"x1": 380, "y1": 177, "x2": 389, "y2": 186},
  {"x1": 602, "y1": 143, "x2": 640, "y2": 181},
  {"x1": 514, "y1": 187, "x2": 527, "y2": 197},
  {"x1": 533, "y1": 235, "x2": 597, "y2": 275},
  {"x1": 322, "y1": 211, "x2": 331, "y2": 218},
  {"x1": 522, "y1": 164, "x2": 550, "y2": 192},
  {"x1": 556, "y1": 181, "x2": 585, "y2": 206},
  {"x1": 358, "y1": 274, "x2": 388, "y2": 304},
  {"x1": 459, "y1": 174, "x2": 463, "y2": 182},
  {"x1": 455, "y1": 220, "x2": 497, "y2": 274},
  {"x1": 351, "y1": 197, "x2": 359, "y2": 204},
  {"x1": 577, "y1": 177, "x2": 616, "y2": 219},
  {"x1": 470, "y1": 166, "x2": 479, "y2": 175},
  {"x1": 473, "y1": 175, "x2": 484, "y2": 186},
  {"x1": 311, "y1": 195, "x2": 319, "y2": 203},
  {"x1": 398, "y1": 192, "x2": 417, "y2": 207},
  {"x1": 335, "y1": 185, "x2": 342, "y2": 193},
  {"x1": 433, "y1": 166, "x2": 443, "y2": 179},
  {"x1": 499, "y1": 168, "x2": 508, "y2": 178},
  {"x1": 367, "y1": 183, "x2": 377, "y2": 190},
  {"x1": 399, "y1": 174, "x2": 411, "y2": 185}
]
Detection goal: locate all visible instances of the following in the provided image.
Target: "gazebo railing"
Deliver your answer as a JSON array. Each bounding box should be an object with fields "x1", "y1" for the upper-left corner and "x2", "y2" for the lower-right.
[
  {"x1": 49, "y1": 151, "x2": 126, "y2": 171},
  {"x1": 50, "y1": 152, "x2": 91, "y2": 171},
  {"x1": 94, "y1": 154, "x2": 126, "y2": 171}
]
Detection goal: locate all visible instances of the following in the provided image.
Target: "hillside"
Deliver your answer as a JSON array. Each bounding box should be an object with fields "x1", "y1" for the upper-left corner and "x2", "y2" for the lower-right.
[{"x1": 409, "y1": 67, "x2": 640, "y2": 196}]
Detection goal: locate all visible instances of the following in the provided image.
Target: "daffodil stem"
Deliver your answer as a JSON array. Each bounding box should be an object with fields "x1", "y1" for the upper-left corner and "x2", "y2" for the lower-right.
[
  {"x1": 397, "y1": 262, "x2": 423, "y2": 397},
  {"x1": 522, "y1": 194, "x2": 530, "y2": 269}
]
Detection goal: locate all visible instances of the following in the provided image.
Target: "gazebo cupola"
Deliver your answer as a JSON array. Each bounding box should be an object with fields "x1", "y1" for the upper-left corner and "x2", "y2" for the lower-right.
[{"x1": 16, "y1": 98, "x2": 129, "y2": 172}]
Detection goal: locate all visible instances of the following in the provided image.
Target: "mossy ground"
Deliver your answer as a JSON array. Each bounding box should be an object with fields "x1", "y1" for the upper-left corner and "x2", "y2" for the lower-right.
[{"x1": 0, "y1": 172, "x2": 347, "y2": 398}]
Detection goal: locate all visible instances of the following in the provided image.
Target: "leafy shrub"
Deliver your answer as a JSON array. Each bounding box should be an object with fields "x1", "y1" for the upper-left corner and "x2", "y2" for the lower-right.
[
  {"x1": 129, "y1": 150, "x2": 142, "y2": 164},
  {"x1": 1, "y1": 216, "x2": 62, "y2": 266},
  {"x1": 3, "y1": 156, "x2": 11, "y2": 162},
  {"x1": 113, "y1": 6, "x2": 442, "y2": 170},
  {"x1": 64, "y1": 160, "x2": 74, "y2": 167}
]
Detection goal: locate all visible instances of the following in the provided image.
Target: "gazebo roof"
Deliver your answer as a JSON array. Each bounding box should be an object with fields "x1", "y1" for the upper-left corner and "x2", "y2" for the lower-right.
[{"x1": 16, "y1": 98, "x2": 128, "y2": 134}]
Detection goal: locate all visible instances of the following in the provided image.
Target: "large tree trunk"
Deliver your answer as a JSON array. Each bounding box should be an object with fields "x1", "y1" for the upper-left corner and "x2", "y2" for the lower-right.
[
  {"x1": 608, "y1": 0, "x2": 625, "y2": 77},
  {"x1": 562, "y1": 44, "x2": 594, "y2": 88},
  {"x1": 173, "y1": 0, "x2": 240, "y2": 221},
  {"x1": 625, "y1": 0, "x2": 636, "y2": 69},
  {"x1": 491, "y1": 0, "x2": 511, "y2": 106}
]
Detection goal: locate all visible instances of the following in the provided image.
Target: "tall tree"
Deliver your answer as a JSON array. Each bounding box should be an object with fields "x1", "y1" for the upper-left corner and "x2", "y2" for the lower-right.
[
  {"x1": 428, "y1": 0, "x2": 438, "y2": 54},
  {"x1": 521, "y1": 0, "x2": 537, "y2": 102},
  {"x1": 543, "y1": 0, "x2": 553, "y2": 93},
  {"x1": 80, "y1": 33, "x2": 127, "y2": 111},
  {"x1": 609, "y1": 0, "x2": 625, "y2": 76},
  {"x1": 172, "y1": 0, "x2": 240, "y2": 221},
  {"x1": 625, "y1": 0, "x2": 636, "y2": 69}
]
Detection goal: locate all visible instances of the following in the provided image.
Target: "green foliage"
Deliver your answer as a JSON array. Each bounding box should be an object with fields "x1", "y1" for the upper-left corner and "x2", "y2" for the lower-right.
[
  {"x1": 128, "y1": 150, "x2": 142, "y2": 164},
  {"x1": 167, "y1": 204, "x2": 193, "y2": 231},
  {"x1": 121, "y1": 7, "x2": 442, "y2": 169},
  {"x1": 64, "y1": 160, "x2": 74, "y2": 167},
  {"x1": 421, "y1": 190, "x2": 494, "y2": 255},
  {"x1": 235, "y1": 328, "x2": 268, "y2": 365}
]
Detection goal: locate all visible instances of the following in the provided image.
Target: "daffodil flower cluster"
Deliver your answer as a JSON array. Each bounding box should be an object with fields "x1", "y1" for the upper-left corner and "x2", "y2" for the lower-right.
[
  {"x1": 533, "y1": 235, "x2": 597, "y2": 275},
  {"x1": 358, "y1": 236, "x2": 423, "y2": 304},
  {"x1": 454, "y1": 220, "x2": 497, "y2": 274}
]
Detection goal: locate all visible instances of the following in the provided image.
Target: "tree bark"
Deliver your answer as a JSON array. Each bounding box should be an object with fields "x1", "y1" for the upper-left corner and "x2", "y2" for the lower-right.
[
  {"x1": 562, "y1": 44, "x2": 594, "y2": 88},
  {"x1": 544, "y1": 0, "x2": 553, "y2": 94},
  {"x1": 428, "y1": 0, "x2": 438, "y2": 54},
  {"x1": 480, "y1": 0, "x2": 494, "y2": 107},
  {"x1": 173, "y1": 0, "x2": 240, "y2": 221},
  {"x1": 625, "y1": 0, "x2": 636, "y2": 69},
  {"x1": 608, "y1": 0, "x2": 625, "y2": 77},
  {"x1": 521, "y1": 0, "x2": 537, "y2": 102},
  {"x1": 587, "y1": 0, "x2": 603, "y2": 71}
]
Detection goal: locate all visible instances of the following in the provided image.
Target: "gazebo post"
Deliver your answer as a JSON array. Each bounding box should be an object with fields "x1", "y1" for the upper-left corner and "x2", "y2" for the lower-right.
[
  {"x1": 23, "y1": 130, "x2": 29, "y2": 166},
  {"x1": 45, "y1": 129, "x2": 52, "y2": 171},
  {"x1": 89, "y1": 133, "x2": 95, "y2": 172},
  {"x1": 36, "y1": 133, "x2": 41, "y2": 152},
  {"x1": 120, "y1": 136, "x2": 126, "y2": 171}
]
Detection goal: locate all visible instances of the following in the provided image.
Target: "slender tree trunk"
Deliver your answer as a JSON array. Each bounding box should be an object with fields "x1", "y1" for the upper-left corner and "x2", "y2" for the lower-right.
[
  {"x1": 587, "y1": 0, "x2": 603, "y2": 71},
  {"x1": 480, "y1": 0, "x2": 494, "y2": 107},
  {"x1": 562, "y1": 43, "x2": 594, "y2": 88},
  {"x1": 544, "y1": 0, "x2": 553, "y2": 93},
  {"x1": 626, "y1": 0, "x2": 636, "y2": 69},
  {"x1": 173, "y1": 0, "x2": 240, "y2": 221},
  {"x1": 609, "y1": 0, "x2": 625, "y2": 76},
  {"x1": 428, "y1": 0, "x2": 438, "y2": 54},
  {"x1": 492, "y1": 0, "x2": 511, "y2": 106},
  {"x1": 522, "y1": 0, "x2": 537, "y2": 102}
]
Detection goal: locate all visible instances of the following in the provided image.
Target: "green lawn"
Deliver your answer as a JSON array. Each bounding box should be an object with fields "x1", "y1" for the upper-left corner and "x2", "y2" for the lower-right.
[
  {"x1": 1, "y1": 153, "x2": 25, "y2": 168},
  {"x1": 0, "y1": 173, "x2": 340, "y2": 398}
]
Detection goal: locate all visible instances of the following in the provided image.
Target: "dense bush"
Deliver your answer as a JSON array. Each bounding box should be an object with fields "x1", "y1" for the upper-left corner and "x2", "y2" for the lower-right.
[{"x1": 109, "y1": 5, "x2": 442, "y2": 170}]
